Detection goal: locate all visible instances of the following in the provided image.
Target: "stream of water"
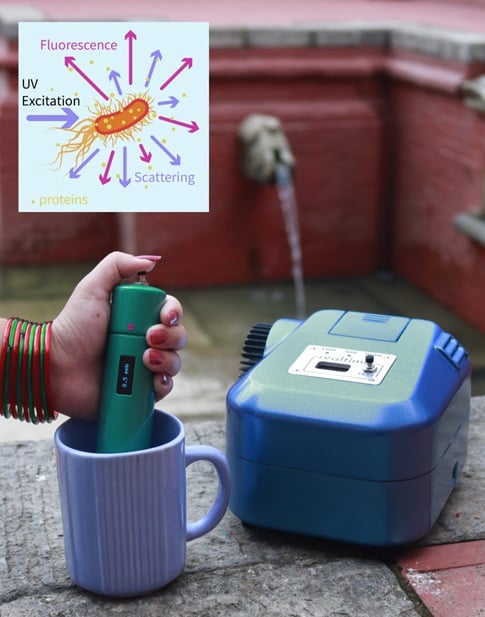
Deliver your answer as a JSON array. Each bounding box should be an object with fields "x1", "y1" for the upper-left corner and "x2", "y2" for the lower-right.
[{"x1": 274, "y1": 163, "x2": 306, "y2": 319}]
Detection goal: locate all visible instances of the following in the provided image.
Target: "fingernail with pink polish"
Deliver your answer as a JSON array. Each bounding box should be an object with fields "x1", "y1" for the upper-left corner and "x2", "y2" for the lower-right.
[
  {"x1": 149, "y1": 328, "x2": 168, "y2": 346},
  {"x1": 148, "y1": 350, "x2": 164, "y2": 366},
  {"x1": 168, "y1": 311, "x2": 179, "y2": 326},
  {"x1": 136, "y1": 255, "x2": 162, "y2": 261}
]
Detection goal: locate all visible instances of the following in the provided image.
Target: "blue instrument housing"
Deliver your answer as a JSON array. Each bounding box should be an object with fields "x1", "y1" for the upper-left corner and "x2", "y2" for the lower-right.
[{"x1": 226, "y1": 310, "x2": 471, "y2": 546}]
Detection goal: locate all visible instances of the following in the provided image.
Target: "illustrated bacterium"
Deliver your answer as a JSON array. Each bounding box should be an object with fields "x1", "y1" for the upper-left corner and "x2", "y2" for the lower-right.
[{"x1": 53, "y1": 92, "x2": 155, "y2": 170}]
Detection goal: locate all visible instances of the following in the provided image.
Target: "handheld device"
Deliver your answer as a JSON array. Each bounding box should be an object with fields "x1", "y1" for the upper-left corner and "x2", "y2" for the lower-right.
[{"x1": 97, "y1": 272, "x2": 166, "y2": 453}]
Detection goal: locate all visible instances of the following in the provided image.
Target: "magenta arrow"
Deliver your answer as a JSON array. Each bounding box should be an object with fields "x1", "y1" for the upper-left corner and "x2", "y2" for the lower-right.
[
  {"x1": 159, "y1": 57, "x2": 192, "y2": 91},
  {"x1": 158, "y1": 115, "x2": 199, "y2": 133},
  {"x1": 138, "y1": 144, "x2": 152, "y2": 163},
  {"x1": 65, "y1": 56, "x2": 109, "y2": 101},
  {"x1": 125, "y1": 30, "x2": 137, "y2": 86},
  {"x1": 99, "y1": 150, "x2": 115, "y2": 185}
]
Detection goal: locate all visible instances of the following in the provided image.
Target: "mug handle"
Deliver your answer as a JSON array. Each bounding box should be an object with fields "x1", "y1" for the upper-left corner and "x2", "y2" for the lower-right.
[{"x1": 185, "y1": 445, "x2": 231, "y2": 541}]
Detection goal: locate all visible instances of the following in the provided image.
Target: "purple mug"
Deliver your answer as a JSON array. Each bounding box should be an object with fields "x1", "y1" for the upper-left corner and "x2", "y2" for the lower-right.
[{"x1": 55, "y1": 409, "x2": 230, "y2": 597}]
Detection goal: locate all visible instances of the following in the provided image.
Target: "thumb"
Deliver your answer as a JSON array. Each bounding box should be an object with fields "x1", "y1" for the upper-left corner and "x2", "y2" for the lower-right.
[{"x1": 75, "y1": 251, "x2": 162, "y2": 300}]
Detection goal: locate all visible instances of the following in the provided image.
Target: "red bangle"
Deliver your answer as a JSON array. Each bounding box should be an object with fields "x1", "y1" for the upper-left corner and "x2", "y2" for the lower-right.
[
  {"x1": 0, "y1": 318, "x2": 57, "y2": 423},
  {"x1": 7, "y1": 320, "x2": 23, "y2": 419},
  {"x1": 40, "y1": 321, "x2": 56, "y2": 421},
  {"x1": 46, "y1": 321, "x2": 57, "y2": 421},
  {"x1": 32, "y1": 323, "x2": 45, "y2": 423},
  {"x1": 0, "y1": 318, "x2": 14, "y2": 418}
]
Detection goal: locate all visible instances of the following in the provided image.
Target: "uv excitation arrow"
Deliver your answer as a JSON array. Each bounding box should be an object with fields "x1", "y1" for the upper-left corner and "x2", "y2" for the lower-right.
[{"x1": 26, "y1": 107, "x2": 79, "y2": 129}]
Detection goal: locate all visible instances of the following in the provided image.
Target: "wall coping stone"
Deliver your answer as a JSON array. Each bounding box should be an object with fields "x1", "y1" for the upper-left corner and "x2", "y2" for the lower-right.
[
  {"x1": 209, "y1": 22, "x2": 485, "y2": 64},
  {"x1": 1, "y1": 5, "x2": 485, "y2": 64},
  {"x1": 209, "y1": 23, "x2": 393, "y2": 50}
]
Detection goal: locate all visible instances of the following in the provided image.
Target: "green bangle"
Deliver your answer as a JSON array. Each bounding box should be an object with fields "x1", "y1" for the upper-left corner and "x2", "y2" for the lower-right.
[{"x1": 26, "y1": 323, "x2": 38, "y2": 424}]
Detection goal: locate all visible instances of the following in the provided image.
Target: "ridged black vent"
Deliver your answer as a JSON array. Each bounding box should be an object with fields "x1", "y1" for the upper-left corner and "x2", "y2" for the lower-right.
[{"x1": 240, "y1": 322, "x2": 273, "y2": 375}]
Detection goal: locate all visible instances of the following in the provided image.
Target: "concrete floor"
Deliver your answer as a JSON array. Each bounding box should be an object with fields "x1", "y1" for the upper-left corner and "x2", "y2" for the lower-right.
[{"x1": 2, "y1": 262, "x2": 485, "y2": 442}]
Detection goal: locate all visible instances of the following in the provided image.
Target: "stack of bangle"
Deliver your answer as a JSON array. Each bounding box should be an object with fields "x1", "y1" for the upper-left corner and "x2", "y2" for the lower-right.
[{"x1": 0, "y1": 318, "x2": 57, "y2": 423}]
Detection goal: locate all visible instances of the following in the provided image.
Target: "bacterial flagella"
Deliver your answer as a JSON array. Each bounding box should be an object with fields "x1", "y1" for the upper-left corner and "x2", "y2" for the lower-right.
[
  {"x1": 41, "y1": 30, "x2": 200, "y2": 188},
  {"x1": 52, "y1": 92, "x2": 156, "y2": 171}
]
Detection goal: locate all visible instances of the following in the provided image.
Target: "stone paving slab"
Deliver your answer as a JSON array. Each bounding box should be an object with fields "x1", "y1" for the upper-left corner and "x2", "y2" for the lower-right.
[{"x1": 0, "y1": 398, "x2": 483, "y2": 616}]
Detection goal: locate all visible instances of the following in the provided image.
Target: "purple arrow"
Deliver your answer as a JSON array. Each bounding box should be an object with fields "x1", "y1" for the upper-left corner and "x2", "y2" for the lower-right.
[
  {"x1": 145, "y1": 50, "x2": 162, "y2": 88},
  {"x1": 65, "y1": 56, "x2": 109, "y2": 101},
  {"x1": 99, "y1": 150, "x2": 115, "y2": 185},
  {"x1": 119, "y1": 146, "x2": 131, "y2": 187},
  {"x1": 150, "y1": 135, "x2": 181, "y2": 166},
  {"x1": 157, "y1": 95, "x2": 179, "y2": 108},
  {"x1": 158, "y1": 115, "x2": 199, "y2": 133},
  {"x1": 138, "y1": 143, "x2": 152, "y2": 163},
  {"x1": 69, "y1": 148, "x2": 100, "y2": 178},
  {"x1": 159, "y1": 57, "x2": 192, "y2": 91},
  {"x1": 26, "y1": 107, "x2": 79, "y2": 129},
  {"x1": 108, "y1": 70, "x2": 122, "y2": 96},
  {"x1": 125, "y1": 30, "x2": 137, "y2": 86}
]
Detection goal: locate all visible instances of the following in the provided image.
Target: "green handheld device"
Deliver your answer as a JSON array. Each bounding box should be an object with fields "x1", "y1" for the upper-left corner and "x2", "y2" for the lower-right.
[{"x1": 96, "y1": 273, "x2": 166, "y2": 453}]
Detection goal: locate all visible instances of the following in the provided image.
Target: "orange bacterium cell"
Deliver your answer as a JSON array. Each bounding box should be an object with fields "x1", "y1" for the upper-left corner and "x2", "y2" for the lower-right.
[
  {"x1": 94, "y1": 98, "x2": 150, "y2": 136},
  {"x1": 52, "y1": 93, "x2": 155, "y2": 171}
]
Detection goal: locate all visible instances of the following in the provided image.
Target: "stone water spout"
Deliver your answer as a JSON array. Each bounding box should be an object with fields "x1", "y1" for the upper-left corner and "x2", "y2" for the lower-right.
[
  {"x1": 238, "y1": 114, "x2": 296, "y2": 184},
  {"x1": 238, "y1": 114, "x2": 305, "y2": 318}
]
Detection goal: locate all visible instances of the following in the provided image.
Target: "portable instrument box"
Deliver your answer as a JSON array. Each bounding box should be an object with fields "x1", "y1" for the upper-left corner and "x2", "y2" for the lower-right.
[{"x1": 226, "y1": 310, "x2": 471, "y2": 546}]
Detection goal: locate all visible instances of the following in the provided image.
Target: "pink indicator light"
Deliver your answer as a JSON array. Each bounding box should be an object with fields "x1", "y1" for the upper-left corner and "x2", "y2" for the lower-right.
[{"x1": 128, "y1": 323, "x2": 135, "y2": 331}]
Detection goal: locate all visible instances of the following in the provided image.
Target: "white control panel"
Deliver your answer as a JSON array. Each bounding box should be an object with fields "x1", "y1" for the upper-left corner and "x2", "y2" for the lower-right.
[{"x1": 288, "y1": 345, "x2": 396, "y2": 385}]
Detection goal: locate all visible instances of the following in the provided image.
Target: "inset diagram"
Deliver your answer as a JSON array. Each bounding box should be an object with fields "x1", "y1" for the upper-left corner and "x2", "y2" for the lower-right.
[{"x1": 19, "y1": 21, "x2": 208, "y2": 212}]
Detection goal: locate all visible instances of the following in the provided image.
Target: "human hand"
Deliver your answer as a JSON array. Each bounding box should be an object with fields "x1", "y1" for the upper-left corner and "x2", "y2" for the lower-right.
[{"x1": 50, "y1": 252, "x2": 186, "y2": 421}]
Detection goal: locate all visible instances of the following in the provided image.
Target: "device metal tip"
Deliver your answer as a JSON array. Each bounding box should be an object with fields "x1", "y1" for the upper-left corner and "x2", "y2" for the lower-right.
[{"x1": 136, "y1": 271, "x2": 149, "y2": 285}]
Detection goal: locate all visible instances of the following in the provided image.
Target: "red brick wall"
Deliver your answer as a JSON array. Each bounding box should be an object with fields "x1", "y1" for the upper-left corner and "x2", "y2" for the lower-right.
[
  {"x1": 391, "y1": 78, "x2": 485, "y2": 331},
  {"x1": 3, "y1": 26, "x2": 485, "y2": 331},
  {"x1": 139, "y1": 47, "x2": 389, "y2": 289}
]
